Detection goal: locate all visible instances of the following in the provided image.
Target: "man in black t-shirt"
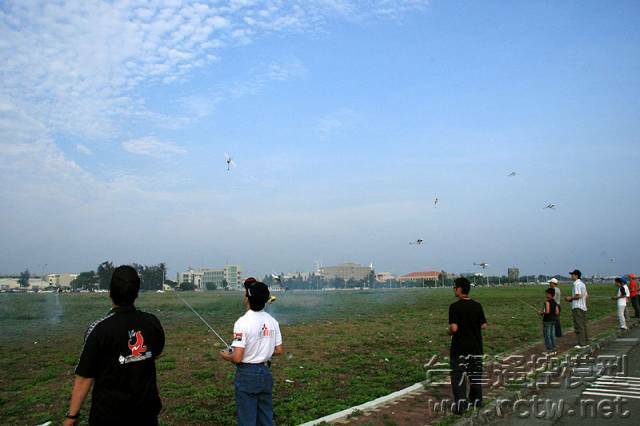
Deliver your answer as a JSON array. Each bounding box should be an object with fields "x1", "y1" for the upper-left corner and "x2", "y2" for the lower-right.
[
  {"x1": 448, "y1": 277, "x2": 488, "y2": 415},
  {"x1": 63, "y1": 265, "x2": 165, "y2": 426}
]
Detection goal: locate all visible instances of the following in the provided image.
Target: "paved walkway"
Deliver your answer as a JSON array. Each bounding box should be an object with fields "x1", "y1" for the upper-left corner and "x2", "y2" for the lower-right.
[{"x1": 334, "y1": 314, "x2": 627, "y2": 426}]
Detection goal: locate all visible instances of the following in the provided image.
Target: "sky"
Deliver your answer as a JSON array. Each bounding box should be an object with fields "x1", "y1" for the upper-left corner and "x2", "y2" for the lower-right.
[{"x1": 1, "y1": 0, "x2": 639, "y2": 279}]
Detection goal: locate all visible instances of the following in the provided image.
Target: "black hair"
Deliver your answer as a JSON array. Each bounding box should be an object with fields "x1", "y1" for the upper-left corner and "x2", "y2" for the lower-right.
[
  {"x1": 545, "y1": 288, "x2": 555, "y2": 296},
  {"x1": 244, "y1": 278, "x2": 269, "y2": 311},
  {"x1": 572, "y1": 271, "x2": 582, "y2": 278},
  {"x1": 454, "y1": 277, "x2": 471, "y2": 295},
  {"x1": 109, "y1": 265, "x2": 140, "y2": 306},
  {"x1": 615, "y1": 277, "x2": 623, "y2": 284},
  {"x1": 248, "y1": 299, "x2": 266, "y2": 312}
]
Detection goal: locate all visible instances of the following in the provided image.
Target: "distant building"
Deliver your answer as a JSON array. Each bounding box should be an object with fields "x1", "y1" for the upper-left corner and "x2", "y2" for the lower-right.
[
  {"x1": 508, "y1": 267, "x2": 520, "y2": 282},
  {"x1": 47, "y1": 273, "x2": 79, "y2": 287},
  {"x1": 179, "y1": 265, "x2": 242, "y2": 290},
  {"x1": 177, "y1": 268, "x2": 203, "y2": 289},
  {"x1": 224, "y1": 264, "x2": 242, "y2": 289},
  {"x1": 375, "y1": 272, "x2": 396, "y2": 283},
  {"x1": 398, "y1": 271, "x2": 440, "y2": 284},
  {"x1": 322, "y1": 262, "x2": 372, "y2": 281},
  {"x1": 202, "y1": 268, "x2": 225, "y2": 289}
]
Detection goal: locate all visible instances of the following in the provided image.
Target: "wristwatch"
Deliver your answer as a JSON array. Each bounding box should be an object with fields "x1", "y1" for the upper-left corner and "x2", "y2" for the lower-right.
[{"x1": 65, "y1": 411, "x2": 80, "y2": 420}]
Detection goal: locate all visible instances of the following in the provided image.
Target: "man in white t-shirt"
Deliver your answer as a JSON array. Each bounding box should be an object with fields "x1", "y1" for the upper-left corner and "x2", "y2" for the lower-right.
[
  {"x1": 612, "y1": 277, "x2": 629, "y2": 330},
  {"x1": 220, "y1": 278, "x2": 283, "y2": 426},
  {"x1": 565, "y1": 269, "x2": 589, "y2": 348}
]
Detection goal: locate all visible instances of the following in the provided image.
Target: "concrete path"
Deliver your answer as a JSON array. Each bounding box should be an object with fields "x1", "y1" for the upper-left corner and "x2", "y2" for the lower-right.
[{"x1": 488, "y1": 321, "x2": 640, "y2": 425}]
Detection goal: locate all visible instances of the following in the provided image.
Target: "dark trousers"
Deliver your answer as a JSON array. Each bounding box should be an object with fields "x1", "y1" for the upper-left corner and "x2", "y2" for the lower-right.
[
  {"x1": 631, "y1": 295, "x2": 640, "y2": 318},
  {"x1": 555, "y1": 304, "x2": 562, "y2": 337},
  {"x1": 450, "y1": 354, "x2": 483, "y2": 415},
  {"x1": 235, "y1": 363, "x2": 274, "y2": 426},
  {"x1": 572, "y1": 308, "x2": 589, "y2": 346},
  {"x1": 543, "y1": 321, "x2": 556, "y2": 350}
]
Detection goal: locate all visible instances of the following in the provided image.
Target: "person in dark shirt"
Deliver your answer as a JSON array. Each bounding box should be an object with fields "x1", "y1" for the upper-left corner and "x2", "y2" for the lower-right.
[
  {"x1": 448, "y1": 277, "x2": 488, "y2": 415},
  {"x1": 540, "y1": 288, "x2": 560, "y2": 355},
  {"x1": 63, "y1": 265, "x2": 165, "y2": 426}
]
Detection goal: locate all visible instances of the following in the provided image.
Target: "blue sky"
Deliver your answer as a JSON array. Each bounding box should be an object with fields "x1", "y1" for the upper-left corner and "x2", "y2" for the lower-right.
[{"x1": 1, "y1": 0, "x2": 639, "y2": 278}]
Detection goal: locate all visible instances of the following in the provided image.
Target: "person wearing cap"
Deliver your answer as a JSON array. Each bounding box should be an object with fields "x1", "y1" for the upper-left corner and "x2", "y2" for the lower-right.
[
  {"x1": 547, "y1": 278, "x2": 562, "y2": 337},
  {"x1": 63, "y1": 265, "x2": 165, "y2": 426},
  {"x1": 628, "y1": 274, "x2": 639, "y2": 319},
  {"x1": 612, "y1": 277, "x2": 630, "y2": 330},
  {"x1": 564, "y1": 269, "x2": 589, "y2": 348},
  {"x1": 220, "y1": 277, "x2": 283, "y2": 426}
]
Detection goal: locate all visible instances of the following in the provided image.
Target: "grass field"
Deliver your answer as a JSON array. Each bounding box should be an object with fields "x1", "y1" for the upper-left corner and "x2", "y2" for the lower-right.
[{"x1": 0, "y1": 284, "x2": 620, "y2": 425}]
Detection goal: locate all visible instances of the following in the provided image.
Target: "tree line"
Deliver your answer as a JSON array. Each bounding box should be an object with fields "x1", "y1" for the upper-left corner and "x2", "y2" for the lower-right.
[{"x1": 71, "y1": 261, "x2": 168, "y2": 291}]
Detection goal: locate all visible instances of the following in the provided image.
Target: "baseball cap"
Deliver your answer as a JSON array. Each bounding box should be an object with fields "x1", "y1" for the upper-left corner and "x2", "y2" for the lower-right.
[
  {"x1": 569, "y1": 269, "x2": 582, "y2": 277},
  {"x1": 547, "y1": 278, "x2": 559, "y2": 284},
  {"x1": 628, "y1": 273, "x2": 637, "y2": 279},
  {"x1": 243, "y1": 277, "x2": 270, "y2": 304}
]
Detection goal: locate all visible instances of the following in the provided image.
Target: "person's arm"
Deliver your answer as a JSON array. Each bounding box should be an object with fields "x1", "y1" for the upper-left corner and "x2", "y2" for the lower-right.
[
  {"x1": 220, "y1": 322, "x2": 246, "y2": 364},
  {"x1": 566, "y1": 288, "x2": 583, "y2": 301},
  {"x1": 555, "y1": 304, "x2": 560, "y2": 316},
  {"x1": 63, "y1": 376, "x2": 93, "y2": 426},
  {"x1": 448, "y1": 304, "x2": 459, "y2": 335},
  {"x1": 479, "y1": 305, "x2": 488, "y2": 329},
  {"x1": 220, "y1": 346, "x2": 244, "y2": 364},
  {"x1": 272, "y1": 322, "x2": 284, "y2": 356},
  {"x1": 273, "y1": 344, "x2": 284, "y2": 356}
]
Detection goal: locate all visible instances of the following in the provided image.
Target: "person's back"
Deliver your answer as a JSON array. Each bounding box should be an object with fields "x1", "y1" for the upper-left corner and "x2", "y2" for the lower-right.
[
  {"x1": 447, "y1": 277, "x2": 488, "y2": 415},
  {"x1": 220, "y1": 278, "x2": 283, "y2": 426},
  {"x1": 64, "y1": 265, "x2": 165, "y2": 426},
  {"x1": 449, "y1": 298, "x2": 486, "y2": 357},
  {"x1": 233, "y1": 309, "x2": 280, "y2": 364},
  {"x1": 77, "y1": 307, "x2": 164, "y2": 423}
]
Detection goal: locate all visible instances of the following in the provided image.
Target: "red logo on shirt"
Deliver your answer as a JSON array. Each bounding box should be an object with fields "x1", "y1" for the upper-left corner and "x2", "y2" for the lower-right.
[
  {"x1": 261, "y1": 324, "x2": 270, "y2": 337},
  {"x1": 128, "y1": 330, "x2": 147, "y2": 357},
  {"x1": 234, "y1": 332, "x2": 243, "y2": 342}
]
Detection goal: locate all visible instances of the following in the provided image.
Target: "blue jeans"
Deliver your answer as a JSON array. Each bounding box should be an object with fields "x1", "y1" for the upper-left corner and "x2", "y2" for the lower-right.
[
  {"x1": 235, "y1": 363, "x2": 274, "y2": 426},
  {"x1": 543, "y1": 321, "x2": 556, "y2": 350}
]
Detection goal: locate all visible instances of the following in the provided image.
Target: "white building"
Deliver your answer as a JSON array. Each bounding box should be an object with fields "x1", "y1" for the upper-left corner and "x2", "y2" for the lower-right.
[
  {"x1": 176, "y1": 268, "x2": 203, "y2": 289},
  {"x1": 47, "y1": 273, "x2": 79, "y2": 287},
  {"x1": 178, "y1": 265, "x2": 242, "y2": 290},
  {"x1": 375, "y1": 272, "x2": 396, "y2": 283}
]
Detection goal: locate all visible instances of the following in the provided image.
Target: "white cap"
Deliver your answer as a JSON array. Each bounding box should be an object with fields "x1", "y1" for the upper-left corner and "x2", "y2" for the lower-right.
[{"x1": 548, "y1": 278, "x2": 559, "y2": 284}]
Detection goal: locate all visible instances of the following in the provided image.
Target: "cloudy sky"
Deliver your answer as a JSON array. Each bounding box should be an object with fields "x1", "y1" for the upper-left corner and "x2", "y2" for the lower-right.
[{"x1": 1, "y1": 0, "x2": 639, "y2": 278}]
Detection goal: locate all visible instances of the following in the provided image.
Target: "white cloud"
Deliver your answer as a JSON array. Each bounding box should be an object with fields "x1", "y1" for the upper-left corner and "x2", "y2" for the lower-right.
[
  {"x1": 0, "y1": 0, "x2": 426, "y2": 142},
  {"x1": 122, "y1": 136, "x2": 187, "y2": 158},
  {"x1": 316, "y1": 108, "x2": 358, "y2": 135},
  {"x1": 76, "y1": 144, "x2": 93, "y2": 155}
]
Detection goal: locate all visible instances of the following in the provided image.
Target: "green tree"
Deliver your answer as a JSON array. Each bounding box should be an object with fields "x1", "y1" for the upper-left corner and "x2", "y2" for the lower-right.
[
  {"x1": 179, "y1": 281, "x2": 196, "y2": 291},
  {"x1": 97, "y1": 261, "x2": 115, "y2": 290},
  {"x1": 222, "y1": 279, "x2": 229, "y2": 290},
  {"x1": 71, "y1": 271, "x2": 98, "y2": 290},
  {"x1": 18, "y1": 269, "x2": 30, "y2": 287},
  {"x1": 205, "y1": 282, "x2": 218, "y2": 290}
]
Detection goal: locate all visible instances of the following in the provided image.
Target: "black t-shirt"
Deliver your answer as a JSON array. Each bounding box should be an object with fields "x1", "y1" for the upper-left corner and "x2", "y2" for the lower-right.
[
  {"x1": 75, "y1": 305, "x2": 165, "y2": 424},
  {"x1": 542, "y1": 299, "x2": 558, "y2": 322},
  {"x1": 449, "y1": 299, "x2": 487, "y2": 358}
]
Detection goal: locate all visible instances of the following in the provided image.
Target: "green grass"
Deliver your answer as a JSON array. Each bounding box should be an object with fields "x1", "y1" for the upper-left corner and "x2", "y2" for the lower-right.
[{"x1": 0, "y1": 284, "x2": 618, "y2": 425}]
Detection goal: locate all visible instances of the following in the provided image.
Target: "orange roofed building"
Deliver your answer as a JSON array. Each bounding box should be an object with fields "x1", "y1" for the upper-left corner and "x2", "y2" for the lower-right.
[{"x1": 398, "y1": 271, "x2": 441, "y2": 283}]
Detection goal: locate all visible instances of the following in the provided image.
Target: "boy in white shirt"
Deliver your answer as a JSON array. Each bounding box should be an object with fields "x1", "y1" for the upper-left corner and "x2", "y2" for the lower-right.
[
  {"x1": 612, "y1": 277, "x2": 629, "y2": 330},
  {"x1": 220, "y1": 278, "x2": 283, "y2": 426}
]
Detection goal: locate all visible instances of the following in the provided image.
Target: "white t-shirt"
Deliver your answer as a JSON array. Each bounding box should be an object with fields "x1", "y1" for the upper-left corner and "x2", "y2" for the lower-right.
[
  {"x1": 572, "y1": 279, "x2": 588, "y2": 311},
  {"x1": 231, "y1": 309, "x2": 282, "y2": 364},
  {"x1": 617, "y1": 285, "x2": 629, "y2": 307}
]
